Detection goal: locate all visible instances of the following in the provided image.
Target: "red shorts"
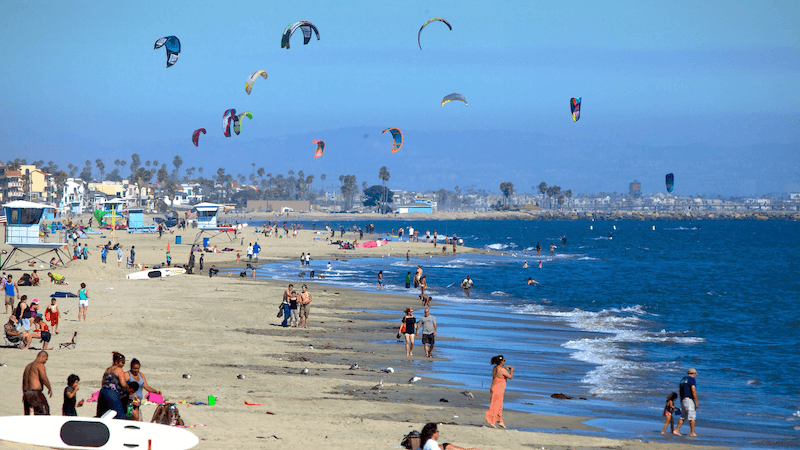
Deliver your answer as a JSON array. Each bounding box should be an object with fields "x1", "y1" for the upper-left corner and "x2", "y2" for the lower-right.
[{"x1": 49, "y1": 312, "x2": 59, "y2": 325}]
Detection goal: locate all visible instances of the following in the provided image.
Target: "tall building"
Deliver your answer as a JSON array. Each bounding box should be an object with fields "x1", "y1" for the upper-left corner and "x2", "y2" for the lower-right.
[{"x1": 629, "y1": 180, "x2": 642, "y2": 198}]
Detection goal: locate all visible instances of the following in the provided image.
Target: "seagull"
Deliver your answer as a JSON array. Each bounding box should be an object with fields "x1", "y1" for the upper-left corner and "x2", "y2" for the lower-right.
[
  {"x1": 349, "y1": 363, "x2": 359, "y2": 370},
  {"x1": 182, "y1": 374, "x2": 191, "y2": 379},
  {"x1": 237, "y1": 374, "x2": 246, "y2": 379},
  {"x1": 371, "y1": 379, "x2": 384, "y2": 390},
  {"x1": 300, "y1": 368, "x2": 309, "y2": 375},
  {"x1": 408, "y1": 376, "x2": 422, "y2": 384},
  {"x1": 461, "y1": 391, "x2": 474, "y2": 400},
  {"x1": 383, "y1": 367, "x2": 394, "y2": 374},
  {"x1": 308, "y1": 345, "x2": 314, "y2": 349}
]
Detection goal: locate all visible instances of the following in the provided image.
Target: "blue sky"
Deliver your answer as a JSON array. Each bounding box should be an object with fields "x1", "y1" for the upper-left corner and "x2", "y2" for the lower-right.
[{"x1": 2, "y1": 1, "x2": 798, "y2": 195}]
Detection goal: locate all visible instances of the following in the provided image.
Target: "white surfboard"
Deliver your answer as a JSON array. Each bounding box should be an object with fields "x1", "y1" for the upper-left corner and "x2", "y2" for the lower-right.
[
  {"x1": 0, "y1": 413, "x2": 199, "y2": 449},
  {"x1": 126, "y1": 267, "x2": 186, "y2": 280}
]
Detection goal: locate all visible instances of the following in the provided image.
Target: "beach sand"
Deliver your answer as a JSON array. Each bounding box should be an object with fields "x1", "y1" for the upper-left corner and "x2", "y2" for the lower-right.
[{"x1": 0, "y1": 224, "x2": 727, "y2": 450}]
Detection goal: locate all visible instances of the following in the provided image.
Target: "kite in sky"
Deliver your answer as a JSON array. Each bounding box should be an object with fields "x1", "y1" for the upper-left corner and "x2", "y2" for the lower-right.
[
  {"x1": 441, "y1": 93, "x2": 467, "y2": 107},
  {"x1": 571, "y1": 97, "x2": 581, "y2": 122},
  {"x1": 313, "y1": 140, "x2": 325, "y2": 158},
  {"x1": 418, "y1": 18, "x2": 451, "y2": 49},
  {"x1": 381, "y1": 127, "x2": 403, "y2": 153},
  {"x1": 223, "y1": 109, "x2": 240, "y2": 137},
  {"x1": 192, "y1": 128, "x2": 206, "y2": 147},
  {"x1": 238, "y1": 112, "x2": 253, "y2": 123},
  {"x1": 666, "y1": 173, "x2": 675, "y2": 193},
  {"x1": 154, "y1": 36, "x2": 181, "y2": 67},
  {"x1": 281, "y1": 21, "x2": 320, "y2": 49},
  {"x1": 245, "y1": 70, "x2": 267, "y2": 94}
]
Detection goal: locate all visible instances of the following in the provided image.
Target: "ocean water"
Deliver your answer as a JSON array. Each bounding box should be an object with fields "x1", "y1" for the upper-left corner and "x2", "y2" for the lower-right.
[{"x1": 247, "y1": 219, "x2": 800, "y2": 449}]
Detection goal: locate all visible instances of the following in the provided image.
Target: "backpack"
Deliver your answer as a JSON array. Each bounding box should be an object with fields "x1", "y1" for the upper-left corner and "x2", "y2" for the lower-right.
[
  {"x1": 401, "y1": 430, "x2": 420, "y2": 450},
  {"x1": 150, "y1": 403, "x2": 185, "y2": 426}
]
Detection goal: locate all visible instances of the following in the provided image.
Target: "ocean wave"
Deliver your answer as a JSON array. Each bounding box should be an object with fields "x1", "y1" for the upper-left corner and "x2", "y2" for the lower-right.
[{"x1": 485, "y1": 243, "x2": 518, "y2": 250}]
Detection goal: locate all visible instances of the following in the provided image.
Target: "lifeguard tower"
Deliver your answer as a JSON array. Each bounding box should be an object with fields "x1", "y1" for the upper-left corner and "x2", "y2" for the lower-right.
[
  {"x1": 126, "y1": 208, "x2": 156, "y2": 233},
  {"x1": 1, "y1": 201, "x2": 69, "y2": 270},
  {"x1": 192, "y1": 202, "x2": 235, "y2": 245}
]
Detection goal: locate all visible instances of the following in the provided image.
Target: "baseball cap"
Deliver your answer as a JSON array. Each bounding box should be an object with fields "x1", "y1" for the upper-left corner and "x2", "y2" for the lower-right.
[{"x1": 687, "y1": 368, "x2": 697, "y2": 374}]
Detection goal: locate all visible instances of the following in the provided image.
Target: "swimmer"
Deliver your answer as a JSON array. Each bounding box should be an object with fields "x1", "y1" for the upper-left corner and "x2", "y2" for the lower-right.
[
  {"x1": 522, "y1": 261, "x2": 528, "y2": 269},
  {"x1": 526, "y1": 277, "x2": 539, "y2": 285}
]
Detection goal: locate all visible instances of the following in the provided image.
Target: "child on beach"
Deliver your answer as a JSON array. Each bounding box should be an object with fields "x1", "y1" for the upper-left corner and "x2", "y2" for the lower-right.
[
  {"x1": 63, "y1": 374, "x2": 82, "y2": 416},
  {"x1": 661, "y1": 392, "x2": 679, "y2": 434},
  {"x1": 125, "y1": 381, "x2": 141, "y2": 421},
  {"x1": 45, "y1": 298, "x2": 58, "y2": 334}
]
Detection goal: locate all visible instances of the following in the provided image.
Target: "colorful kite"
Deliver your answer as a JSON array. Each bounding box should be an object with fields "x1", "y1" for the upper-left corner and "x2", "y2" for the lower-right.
[
  {"x1": 571, "y1": 97, "x2": 581, "y2": 122},
  {"x1": 381, "y1": 128, "x2": 403, "y2": 153},
  {"x1": 418, "y1": 18, "x2": 452, "y2": 49},
  {"x1": 441, "y1": 93, "x2": 467, "y2": 107},
  {"x1": 222, "y1": 109, "x2": 240, "y2": 137},
  {"x1": 192, "y1": 128, "x2": 206, "y2": 147},
  {"x1": 281, "y1": 21, "x2": 320, "y2": 49},
  {"x1": 245, "y1": 70, "x2": 268, "y2": 94},
  {"x1": 665, "y1": 173, "x2": 675, "y2": 193},
  {"x1": 313, "y1": 140, "x2": 325, "y2": 158},
  {"x1": 154, "y1": 36, "x2": 181, "y2": 68}
]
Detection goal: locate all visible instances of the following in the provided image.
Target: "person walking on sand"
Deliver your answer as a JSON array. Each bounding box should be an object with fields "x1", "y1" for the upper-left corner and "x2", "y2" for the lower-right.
[
  {"x1": 399, "y1": 308, "x2": 418, "y2": 356},
  {"x1": 486, "y1": 355, "x2": 513, "y2": 428},
  {"x1": 419, "y1": 308, "x2": 437, "y2": 358},
  {"x1": 4, "y1": 274, "x2": 18, "y2": 314},
  {"x1": 674, "y1": 368, "x2": 699, "y2": 436},
  {"x1": 22, "y1": 351, "x2": 52, "y2": 415},
  {"x1": 661, "y1": 392, "x2": 679, "y2": 434},
  {"x1": 299, "y1": 284, "x2": 312, "y2": 328},
  {"x1": 77, "y1": 283, "x2": 89, "y2": 322}
]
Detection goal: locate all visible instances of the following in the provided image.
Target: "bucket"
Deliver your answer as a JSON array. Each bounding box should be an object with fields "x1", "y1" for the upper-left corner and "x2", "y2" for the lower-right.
[
  {"x1": 202, "y1": 238, "x2": 209, "y2": 247},
  {"x1": 207, "y1": 395, "x2": 217, "y2": 406},
  {"x1": 175, "y1": 236, "x2": 182, "y2": 245}
]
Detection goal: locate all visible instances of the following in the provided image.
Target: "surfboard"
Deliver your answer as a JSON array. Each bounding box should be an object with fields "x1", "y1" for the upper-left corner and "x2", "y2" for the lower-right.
[
  {"x1": 0, "y1": 414, "x2": 199, "y2": 449},
  {"x1": 125, "y1": 267, "x2": 186, "y2": 280}
]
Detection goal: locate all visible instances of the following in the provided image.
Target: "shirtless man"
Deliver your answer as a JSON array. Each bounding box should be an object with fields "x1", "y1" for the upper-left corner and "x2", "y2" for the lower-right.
[
  {"x1": 299, "y1": 284, "x2": 312, "y2": 328},
  {"x1": 22, "y1": 351, "x2": 52, "y2": 415},
  {"x1": 414, "y1": 265, "x2": 423, "y2": 289}
]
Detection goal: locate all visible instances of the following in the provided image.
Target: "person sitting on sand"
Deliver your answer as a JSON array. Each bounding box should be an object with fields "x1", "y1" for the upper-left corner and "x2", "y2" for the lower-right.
[{"x1": 419, "y1": 422, "x2": 482, "y2": 450}]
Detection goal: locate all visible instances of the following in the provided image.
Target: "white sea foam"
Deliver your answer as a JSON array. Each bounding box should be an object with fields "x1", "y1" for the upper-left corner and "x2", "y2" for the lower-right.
[{"x1": 485, "y1": 243, "x2": 518, "y2": 250}]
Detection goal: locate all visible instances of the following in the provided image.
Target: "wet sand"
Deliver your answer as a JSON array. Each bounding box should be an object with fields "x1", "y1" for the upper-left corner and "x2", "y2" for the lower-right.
[{"x1": 0, "y1": 225, "x2": 727, "y2": 450}]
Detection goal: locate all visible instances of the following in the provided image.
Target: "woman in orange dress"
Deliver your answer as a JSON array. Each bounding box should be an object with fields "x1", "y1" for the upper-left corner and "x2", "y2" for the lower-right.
[{"x1": 485, "y1": 355, "x2": 514, "y2": 428}]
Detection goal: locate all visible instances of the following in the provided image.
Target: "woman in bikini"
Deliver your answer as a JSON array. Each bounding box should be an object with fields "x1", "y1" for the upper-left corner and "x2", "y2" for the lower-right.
[{"x1": 485, "y1": 355, "x2": 514, "y2": 428}]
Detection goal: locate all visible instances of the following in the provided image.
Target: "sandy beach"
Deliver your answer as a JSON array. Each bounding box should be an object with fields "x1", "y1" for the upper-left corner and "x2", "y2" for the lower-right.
[{"x1": 0, "y1": 222, "x2": 728, "y2": 450}]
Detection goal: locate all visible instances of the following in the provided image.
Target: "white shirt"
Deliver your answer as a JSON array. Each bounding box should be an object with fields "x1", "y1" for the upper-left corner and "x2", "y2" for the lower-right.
[
  {"x1": 422, "y1": 438, "x2": 440, "y2": 450},
  {"x1": 247, "y1": 245, "x2": 253, "y2": 255}
]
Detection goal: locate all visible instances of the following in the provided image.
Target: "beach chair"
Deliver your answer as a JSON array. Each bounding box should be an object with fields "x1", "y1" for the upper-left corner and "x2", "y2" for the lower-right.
[
  {"x1": 126, "y1": 257, "x2": 134, "y2": 268},
  {"x1": 3, "y1": 333, "x2": 24, "y2": 349},
  {"x1": 59, "y1": 331, "x2": 77, "y2": 349}
]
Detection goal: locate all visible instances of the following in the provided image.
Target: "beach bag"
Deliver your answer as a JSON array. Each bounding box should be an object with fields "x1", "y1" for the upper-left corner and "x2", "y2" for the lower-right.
[
  {"x1": 277, "y1": 306, "x2": 284, "y2": 318},
  {"x1": 401, "y1": 430, "x2": 420, "y2": 450},
  {"x1": 151, "y1": 403, "x2": 184, "y2": 426}
]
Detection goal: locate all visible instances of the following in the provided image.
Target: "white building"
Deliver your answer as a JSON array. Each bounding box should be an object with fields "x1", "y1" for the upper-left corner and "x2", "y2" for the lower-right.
[
  {"x1": 164, "y1": 183, "x2": 204, "y2": 207},
  {"x1": 58, "y1": 178, "x2": 87, "y2": 215}
]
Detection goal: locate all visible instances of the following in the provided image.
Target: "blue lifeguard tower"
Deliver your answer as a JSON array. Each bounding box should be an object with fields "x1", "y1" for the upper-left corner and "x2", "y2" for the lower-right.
[
  {"x1": 126, "y1": 208, "x2": 156, "y2": 233},
  {"x1": 1, "y1": 201, "x2": 69, "y2": 270},
  {"x1": 192, "y1": 202, "x2": 235, "y2": 245}
]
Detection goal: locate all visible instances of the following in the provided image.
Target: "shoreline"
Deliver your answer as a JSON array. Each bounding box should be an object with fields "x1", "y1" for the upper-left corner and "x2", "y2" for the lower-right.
[{"x1": 0, "y1": 227, "x2": 730, "y2": 450}]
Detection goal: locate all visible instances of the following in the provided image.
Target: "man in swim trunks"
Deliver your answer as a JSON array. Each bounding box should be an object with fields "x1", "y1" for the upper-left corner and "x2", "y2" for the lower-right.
[{"x1": 22, "y1": 351, "x2": 52, "y2": 415}]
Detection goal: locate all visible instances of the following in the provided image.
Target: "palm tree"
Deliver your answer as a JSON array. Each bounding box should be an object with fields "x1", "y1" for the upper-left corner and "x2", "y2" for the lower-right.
[
  {"x1": 95, "y1": 158, "x2": 105, "y2": 180},
  {"x1": 500, "y1": 182, "x2": 515, "y2": 207},
  {"x1": 565, "y1": 189, "x2": 573, "y2": 210},
  {"x1": 266, "y1": 173, "x2": 272, "y2": 200},
  {"x1": 172, "y1": 155, "x2": 183, "y2": 181},
  {"x1": 320, "y1": 173, "x2": 327, "y2": 206},
  {"x1": 378, "y1": 166, "x2": 390, "y2": 214},
  {"x1": 537, "y1": 182, "x2": 548, "y2": 208}
]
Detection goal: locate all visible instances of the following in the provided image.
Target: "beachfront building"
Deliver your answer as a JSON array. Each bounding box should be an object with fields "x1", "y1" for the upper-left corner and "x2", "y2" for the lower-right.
[
  {"x1": 58, "y1": 178, "x2": 87, "y2": 215},
  {"x1": 395, "y1": 198, "x2": 436, "y2": 214},
  {"x1": 0, "y1": 168, "x2": 24, "y2": 203},
  {"x1": 164, "y1": 183, "x2": 204, "y2": 207}
]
